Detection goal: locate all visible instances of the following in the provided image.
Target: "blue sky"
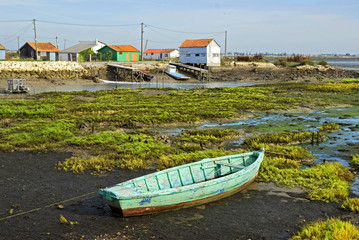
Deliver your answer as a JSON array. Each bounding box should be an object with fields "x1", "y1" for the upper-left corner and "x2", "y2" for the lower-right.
[{"x1": 0, "y1": 0, "x2": 358, "y2": 54}]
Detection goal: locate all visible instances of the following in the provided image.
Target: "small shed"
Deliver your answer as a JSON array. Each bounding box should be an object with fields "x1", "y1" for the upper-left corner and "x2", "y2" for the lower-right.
[
  {"x1": 179, "y1": 39, "x2": 221, "y2": 67},
  {"x1": 98, "y1": 45, "x2": 140, "y2": 62},
  {"x1": 59, "y1": 39, "x2": 106, "y2": 62},
  {"x1": 0, "y1": 43, "x2": 5, "y2": 60},
  {"x1": 20, "y1": 42, "x2": 59, "y2": 61},
  {"x1": 143, "y1": 49, "x2": 179, "y2": 60}
]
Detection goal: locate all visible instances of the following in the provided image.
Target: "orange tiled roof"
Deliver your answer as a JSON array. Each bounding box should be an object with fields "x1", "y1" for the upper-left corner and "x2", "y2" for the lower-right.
[
  {"x1": 179, "y1": 39, "x2": 214, "y2": 48},
  {"x1": 0, "y1": 43, "x2": 5, "y2": 50},
  {"x1": 143, "y1": 49, "x2": 177, "y2": 54},
  {"x1": 27, "y1": 42, "x2": 59, "y2": 52},
  {"x1": 108, "y1": 45, "x2": 139, "y2": 52}
]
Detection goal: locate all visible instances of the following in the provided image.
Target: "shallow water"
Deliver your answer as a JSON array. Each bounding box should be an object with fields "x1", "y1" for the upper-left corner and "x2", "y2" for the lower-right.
[
  {"x1": 153, "y1": 108, "x2": 359, "y2": 166},
  {"x1": 28, "y1": 81, "x2": 262, "y2": 94},
  {"x1": 326, "y1": 60, "x2": 359, "y2": 72}
]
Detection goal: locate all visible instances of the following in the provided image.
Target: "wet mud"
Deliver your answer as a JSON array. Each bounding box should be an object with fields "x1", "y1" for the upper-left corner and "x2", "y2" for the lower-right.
[{"x1": 1, "y1": 152, "x2": 359, "y2": 240}]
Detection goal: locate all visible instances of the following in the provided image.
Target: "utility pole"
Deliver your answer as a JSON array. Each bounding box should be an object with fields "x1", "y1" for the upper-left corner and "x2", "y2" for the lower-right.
[
  {"x1": 56, "y1": 36, "x2": 58, "y2": 49},
  {"x1": 225, "y1": 30, "x2": 227, "y2": 56},
  {"x1": 33, "y1": 19, "x2": 38, "y2": 60},
  {"x1": 141, "y1": 22, "x2": 144, "y2": 61}
]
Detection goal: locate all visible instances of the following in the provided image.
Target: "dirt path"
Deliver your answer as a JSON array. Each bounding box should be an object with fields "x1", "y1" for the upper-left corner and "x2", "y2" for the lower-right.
[{"x1": 1, "y1": 152, "x2": 358, "y2": 240}]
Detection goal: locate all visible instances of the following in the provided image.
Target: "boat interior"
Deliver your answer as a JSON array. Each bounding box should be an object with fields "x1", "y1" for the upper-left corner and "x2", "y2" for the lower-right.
[{"x1": 126, "y1": 154, "x2": 259, "y2": 192}]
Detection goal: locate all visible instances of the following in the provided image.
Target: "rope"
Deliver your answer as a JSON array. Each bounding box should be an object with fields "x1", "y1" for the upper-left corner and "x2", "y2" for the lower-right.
[{"x1": 0, "y1": 191, "x2": 96, "y2": 221}]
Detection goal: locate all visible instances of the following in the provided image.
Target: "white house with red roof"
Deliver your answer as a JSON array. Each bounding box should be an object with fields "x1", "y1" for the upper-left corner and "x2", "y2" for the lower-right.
[
  {"x1": 143, "y1": 49, "x2": 179, "y2": 60},
  {"x1": 179, "y1": 39, "x2": 220, "y2": 67}
]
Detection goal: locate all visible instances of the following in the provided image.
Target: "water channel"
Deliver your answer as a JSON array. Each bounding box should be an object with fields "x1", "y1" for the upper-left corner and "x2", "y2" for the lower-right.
[
  {"x1": 28, "y1": 81, "x2": 261, "y2": 94},
  {"x1": 152, "y1": 107, "x2": 359, "y2": 194}
]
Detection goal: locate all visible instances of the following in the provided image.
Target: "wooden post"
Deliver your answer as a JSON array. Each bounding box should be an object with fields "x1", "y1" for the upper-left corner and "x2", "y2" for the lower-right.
[
  {"x1": 311, "y1": 132, "x2": 314, "y2": 144},
  {"x1": 141, "y1": 23, "x2": 144, "y2": 61},
  {"x1": 33, "y1": 19, "x2": 38, "y2": 60}
]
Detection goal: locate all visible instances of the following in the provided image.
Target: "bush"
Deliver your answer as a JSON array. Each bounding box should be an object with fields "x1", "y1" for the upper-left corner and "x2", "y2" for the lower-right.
[
  {"x1": 341, "y1": 198, "x2": 359, "y2": 213},
  {"x1": 236, "y1": 54, "x2": 263, "y2": 62},
  {"x1": 290, "y1": 217, "x2": 359, "y2": 240},
  {"x1": 300, "y1": 59, "x2": 315, "y2": 66},
  {"x1": 318, "y1": 60, "x2": 328, "y2": 66}
]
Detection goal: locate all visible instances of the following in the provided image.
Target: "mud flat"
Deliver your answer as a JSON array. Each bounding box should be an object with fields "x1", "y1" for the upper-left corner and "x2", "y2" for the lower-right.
[
  {"x1": 210, "y1": 62, "x2": 359, "y2": 82},
  {"x1": 1, "y1": 151, "x2": 359, "y2": 240}
]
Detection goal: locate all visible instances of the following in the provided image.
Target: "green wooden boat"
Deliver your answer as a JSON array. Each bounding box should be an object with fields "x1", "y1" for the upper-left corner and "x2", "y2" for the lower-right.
[{"x1": 99, "y1": 148, "x2": 264, "y2": 216}]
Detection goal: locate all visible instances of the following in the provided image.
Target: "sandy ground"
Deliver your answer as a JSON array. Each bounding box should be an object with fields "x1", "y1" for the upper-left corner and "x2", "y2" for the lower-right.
[{"x1": 1, "y1": 151, "x2": 359, "y2": 240}]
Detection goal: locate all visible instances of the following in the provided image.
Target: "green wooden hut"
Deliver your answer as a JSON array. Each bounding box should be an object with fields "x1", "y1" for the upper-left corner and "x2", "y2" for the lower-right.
[{"x1": 98, "y1": 45, "x2": 140, "y2": 62}]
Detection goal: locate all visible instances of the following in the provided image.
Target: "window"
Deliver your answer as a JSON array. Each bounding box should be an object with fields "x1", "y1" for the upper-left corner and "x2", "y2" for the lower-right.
[
  {"x1": 186, "y1": 54, "x2": 190, "y2": 57},
  {"x1": 195, "y1": 54, "x2": 200, "y2": 57},
  {"x1": 151, "y1": 53, "x2": 154, "y2": 55},
  {"x1": 165, "y1": 54, "x2": 168, "y2": 57},
  {"x1": 213, "y1": 53, "x2": 219, "y2": 57},
  {"x1": 201, "y1": 53, "x2": 205, "y2": 57}
]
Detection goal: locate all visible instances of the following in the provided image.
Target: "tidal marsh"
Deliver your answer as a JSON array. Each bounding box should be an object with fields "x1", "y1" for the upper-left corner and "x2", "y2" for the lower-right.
[{"x1": 0, "y1": 82, "x2": 358, "y2": 203}]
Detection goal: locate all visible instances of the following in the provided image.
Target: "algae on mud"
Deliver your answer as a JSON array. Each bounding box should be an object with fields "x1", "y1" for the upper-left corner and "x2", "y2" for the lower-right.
[{"x1": 289, "y1": 217, "x2": 359, "y2": 240}]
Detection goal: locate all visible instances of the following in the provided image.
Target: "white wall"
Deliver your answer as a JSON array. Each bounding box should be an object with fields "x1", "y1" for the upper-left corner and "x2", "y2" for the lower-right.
[
  {"x1": 143, "y1": 50, "x2": 179, "y2": 59},
  {"x1": 93, "y1": 42, "x2": 105, "y2": 53},
  {"x1": 143, "y1": 50, "x2": 179, "y2": 60},
  {"x1": 0, "y1": 50, "x2": 5, "y2": 60},
  {"x1": 206, "y1": 41, "x2": 221, "y2": 66},
  {"x1": 169, "y1": 50, "x2": 179, "y2": 58}
]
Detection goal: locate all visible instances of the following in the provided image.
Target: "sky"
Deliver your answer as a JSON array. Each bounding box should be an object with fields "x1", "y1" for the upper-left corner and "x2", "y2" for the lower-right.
[{"x1": 0, "y1": 0, "x2": 358, "y2": 54}]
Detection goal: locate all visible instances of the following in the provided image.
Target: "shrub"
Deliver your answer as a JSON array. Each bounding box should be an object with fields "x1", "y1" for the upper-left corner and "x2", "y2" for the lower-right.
[
  {"x1": 290, "y1": 217, "x2": 359, "y2": 240},
  {"x1": 318, "y1": 60, "x2": 328, "y2": 66},
  {"x1": 349, "y1": 154, "x2": 359, "y2": 169},
  {"x1": 341, "y1": 198, "x2": 359, "y2": 213}
]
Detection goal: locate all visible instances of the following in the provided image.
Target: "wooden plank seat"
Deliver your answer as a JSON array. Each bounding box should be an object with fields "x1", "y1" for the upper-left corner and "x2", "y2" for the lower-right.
[{"x1": 215, "y1": 162, "x2": 244, "y2": 169}]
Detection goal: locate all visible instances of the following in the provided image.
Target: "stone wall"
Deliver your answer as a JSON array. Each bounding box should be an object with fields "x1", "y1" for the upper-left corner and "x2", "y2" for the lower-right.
[{"x1": 0, "y1": 61, "x2": 88, "y2": 80}]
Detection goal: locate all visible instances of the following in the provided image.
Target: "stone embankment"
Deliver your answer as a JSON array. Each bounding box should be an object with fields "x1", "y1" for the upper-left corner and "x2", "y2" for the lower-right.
[{"x1": 0, "y1": 61, "x2": 88, "y2": 80}]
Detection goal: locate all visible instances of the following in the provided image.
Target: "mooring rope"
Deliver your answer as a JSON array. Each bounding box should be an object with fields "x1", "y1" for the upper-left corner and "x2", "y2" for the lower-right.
[{"x1": 0, "y1": 191, "x2": 96, "y2": 221}]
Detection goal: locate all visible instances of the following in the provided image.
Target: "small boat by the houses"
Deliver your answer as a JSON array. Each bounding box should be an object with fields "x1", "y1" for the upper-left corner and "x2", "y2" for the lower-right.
[
  {"x1": 99, "y1": 148, "x2": 265, "y2": 217},
  {"x1": 6, "y1": 78, "x2": 30, "y2": 94},
  {"x1": 135, "y1": 71, "x2": 154, "y2": 81},
  {"x1": 166, "y1": 65, "x2": 190, "y2": 80}
]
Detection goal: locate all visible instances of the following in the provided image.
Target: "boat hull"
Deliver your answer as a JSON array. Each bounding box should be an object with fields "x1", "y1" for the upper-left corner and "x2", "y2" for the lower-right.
[
  {"x1": 107, "y1": 171, "x2": 258, "y2": 216},
  {"x1": 165, "y1": 71, "x2": 190, "y2": 80}
]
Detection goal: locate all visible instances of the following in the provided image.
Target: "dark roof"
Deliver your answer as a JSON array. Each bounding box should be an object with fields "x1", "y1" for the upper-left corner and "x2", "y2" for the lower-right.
[{"x1": 60, "y1": 44, "x2": 96, "y2": 53}]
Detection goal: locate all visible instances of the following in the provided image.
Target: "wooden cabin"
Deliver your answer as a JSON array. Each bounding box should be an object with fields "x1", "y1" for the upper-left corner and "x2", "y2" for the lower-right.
[
  {"x1": 98, "y1": 45, "x2": 139, "y2": 62},
  {"x1": 20, "y1": 42, "x2": 59, "y2": 61},
  {"x1": 59, "y1": 40, "x2": 106, "y2": 62},
  {"x1": 179, "y1": 39, "x2": 221, "y2": 67}
]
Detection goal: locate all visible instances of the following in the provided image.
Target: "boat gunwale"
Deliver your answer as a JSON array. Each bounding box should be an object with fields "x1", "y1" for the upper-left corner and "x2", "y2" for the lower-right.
[{"x1": 100, "y1": 151, "x2": 264, "y2": 200}]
